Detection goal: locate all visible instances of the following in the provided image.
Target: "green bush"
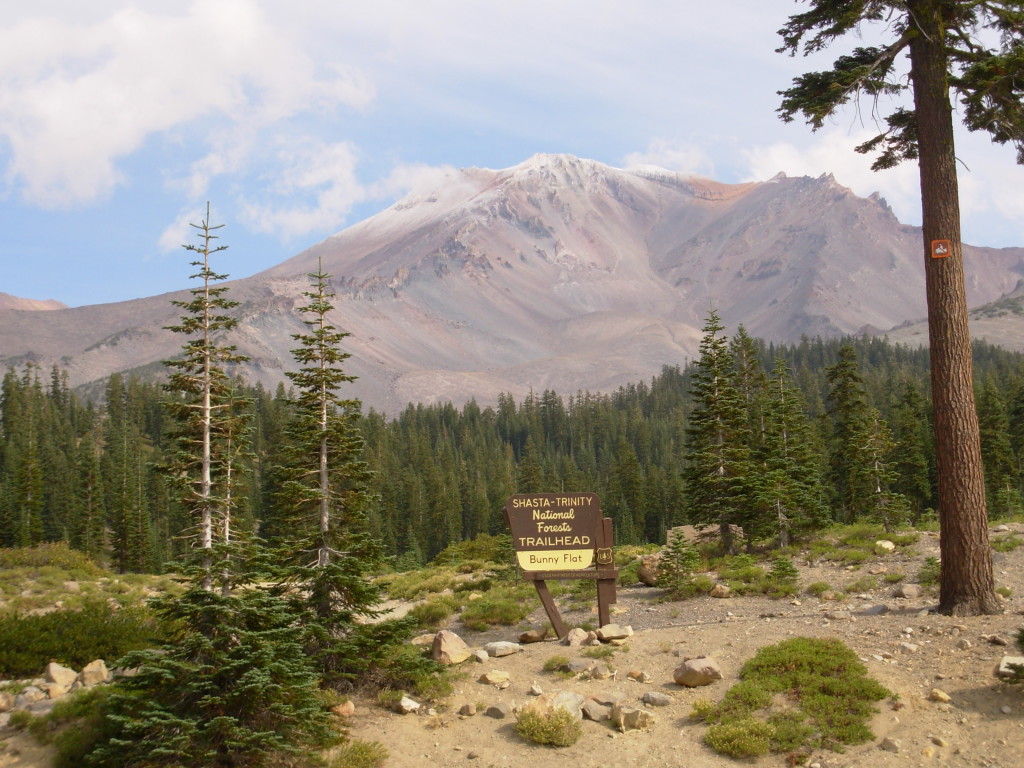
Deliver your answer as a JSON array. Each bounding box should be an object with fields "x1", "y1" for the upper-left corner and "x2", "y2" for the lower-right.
[
  {"x1": 331, "y1": 740, "x2": 389, "y2": 768},
  {"x1": 918, "y1": 556, "x2": 941, "y2": 586},
  {"x1": 704, "y1": 717, "x2": 773, "y2": 758},
  {"x1": 0, "y1": 599, "x2": 164, "y2": 678},
  {"x1": 0, "y1": 543, "x2": 105, "y2": 578},
  {"x1": 430, "y1": 534, "x2": 514, "y2": 567},
  {"x1": 408, "y1": 595, "x2": 459, "y2": 629},
  {"x1": 514, "y1": 707, "x2": 582, "y2": 747}
]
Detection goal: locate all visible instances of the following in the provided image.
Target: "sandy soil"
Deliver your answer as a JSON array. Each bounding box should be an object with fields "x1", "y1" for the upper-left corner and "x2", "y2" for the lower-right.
[
  {"x1": 2, "y1": 527, "x2": 1023, "y2": 768},
  {"x1": 341, "y1": 527, "x2": 1024, "y2": 768}
]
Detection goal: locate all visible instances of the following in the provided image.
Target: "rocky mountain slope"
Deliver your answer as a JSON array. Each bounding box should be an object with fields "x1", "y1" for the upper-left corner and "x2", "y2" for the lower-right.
[{"x1": 2, "y1": 154, "x2": 1023, "y2": 412}]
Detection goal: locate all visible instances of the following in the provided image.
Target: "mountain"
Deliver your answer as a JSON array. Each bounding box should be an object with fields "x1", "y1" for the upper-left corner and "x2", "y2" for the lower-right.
[
  {"x1": 0, "y1": 292, "x2": 67, "y2": 312},
  {"x1": 2, "y1": 154, "x2": 1023, "y2": 412}
]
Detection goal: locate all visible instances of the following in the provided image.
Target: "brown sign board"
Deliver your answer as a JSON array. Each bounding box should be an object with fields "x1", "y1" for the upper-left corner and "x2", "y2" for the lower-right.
[{"x1": 504, "y1": 493, "x2": 602, "y2": 571}]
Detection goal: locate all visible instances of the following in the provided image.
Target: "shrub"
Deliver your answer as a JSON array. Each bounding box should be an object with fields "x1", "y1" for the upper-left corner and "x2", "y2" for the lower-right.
[
  {"x1": 0, "y1": 543, "x2": 105, "y2": 578},
  {"x1": 0, "y1": 599, "x2": 164, "y2": 678},
  {"x1": 704, "y1": 717, "x2": 773, "y2": 758},
  {"x1": 431, "y1": 534, "x2": 514, "y2": 568},
  {"x1": 992, "y1": 535, "x2": 1022, "y2": 553},
  {"x1": 805, "y1": 581, "x2": 832, "y2": 596},
  {"x1": 514, "y1": 707, "x2": 582, "y2": 747},
  {"x1": 918, "y1": 556, "x2": 941, "y2": 586},
  {"x1": 408, "y1": 595, "x2": 459, "y2": 629},
  {"x1": 331, "y1": 740, "x2": 389, "y2": 768},
  {"x1": 658, "y1": 531, "x2": 703, "y2": 599}
]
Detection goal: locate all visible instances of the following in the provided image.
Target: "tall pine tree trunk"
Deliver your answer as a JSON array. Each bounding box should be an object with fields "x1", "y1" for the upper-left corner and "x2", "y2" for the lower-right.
[{"x1": 908, "y1": 2, "x2": 998, "y2": 615}]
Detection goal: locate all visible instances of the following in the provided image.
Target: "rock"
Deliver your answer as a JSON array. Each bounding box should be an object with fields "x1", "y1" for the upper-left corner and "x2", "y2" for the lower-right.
[
  {"x1": 596, "y1": 624, "x2": 632, "y2": 642},
  {"x1": 929, "y1": 689, "x2": 952, "y2": 703},
  {"x1": 331, "y1": 700, "x2": 356, "y2": 717},
  {"x1": 518, "y1": 628, "x2": 548, "y2": 644},
  {"x1": 582, "y1": 699, "x2": 612, "y2": 721},
  {"x1": 78, "y1": 659, "x2": 111, "y2": 687},
  {"x1": 819, "y1": 590, "x2": 839, "y2": 601},
  {"x1": 611, "y1": 703, "x2": 655, "y2": 732},
  {"x1": 895, "y1": 584, "x2": 923, "y2": 598},
  {"x1": 995, "y1": 656, "x2": 1024, "y2": 678},
  {"x1": 432, "y1": 630, "x2": 471, "y2": 665},
  {"x1": 46, "y1": 662, "x2": 78, "y2": 689},
  {"x1": 471, "y1": 650, "x2": 489, "y2": 664},
  {"x1": 984, "y1": 634, "x2": 1009, "y2": 646},
  {"x1": 484, "y1": 703, "x2": 511, "y2": 719},
  {"x1": 1001, "y1": 705, "x2": 1013, "y2": 714},
  {"x1": 955, "y1": 638, "x2": 972, "y2": 650},
  {"x1": 478, "y1": 670, "x2": 511, "y2": 686},
  {"x1": 396, "y1": 695, "x2": 421, "y2": 714},
  {"x1": 458, "y1": 703, "x2": 477, "y2": 716},
  {"x1": 40, "y1": 681, "x2": 71, "y2": 699},
  {"x1": 994, "y1": 524, "x2": 1011, "y2": 532},
  {"x1": 931, "y1": 736, "x2": 949, "y2": 747},
  {"x1": 589, "y1": 664, "x2": 614, "y2": 681},
  {"x1": 673, "y1": 657, "x2": 722, "y2": 687},
  {"x1": 528, "y1": 683, "x2": 543, "y2": 696},
  {"x1": 859, "y1": 604, "x2": 889, "y2": 616},
  {"x1": 563, "y1": 628, "x2": 589, "y2": 647},
  {"x1": 824, "y1": 610, "x2": 852, "y2": 621},
  {"x1": 879, "y1": 737, "x2": 902, "y2": 753},
  {"x1": 566, "y1": 660, "x2": 594, "y2": 675},
  {"x1": 626, "y1": 670, "x2": 652, "y2": 683},
  {"x1": 0, "y1": 691, "x2": 14, "y2": 712},
  {"x1": 482, "y1": 641, "x2": 521, "y2": 657},
  {"x1": 642, "y1": 691, "x2": 671, "y2": 707},
  {"x1": 637, "y1": 553, "x2": 662, "y2": 586},
  {"x1": 710, "y1": 584, "x2": 731, "y2": 599},
  {"x1": 591, "y1": 690, "x2": 628, "y2": 706},
  {"x1": 875, "y1": 540, "x2": 896, "y2": 554},
  {"x1": 410, "y1": 633, "x2": 436, "y2": 646},
  {"x1": 551, "y1": 691, "x2": 586, "y2": 719},
  {"x1": 14, "y1": 686, "x2": 47, "y2": 709},
  {"x1": 899, "y1": 642, "x2": 919, "y2": 654}
]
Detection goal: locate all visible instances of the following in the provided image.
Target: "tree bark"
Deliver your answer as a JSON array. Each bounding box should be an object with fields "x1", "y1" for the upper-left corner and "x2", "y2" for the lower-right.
[{"x1": 908, "y1": 1, "x2": 999, "y2": 615}]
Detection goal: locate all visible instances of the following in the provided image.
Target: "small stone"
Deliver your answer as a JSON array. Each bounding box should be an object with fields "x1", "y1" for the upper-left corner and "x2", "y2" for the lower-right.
[
  {"x1": 458, "y1": 703, "x2": 477, "y2": 716},
  {"x1": 410, "y1": 633, "x2": 436, "y2": 646},
  {"x1": 860, "y1": 604, "x2": 889, "y2": 616},
  {"x1": 482, "y1": 641, "x2": 521, "y2": 657},
  {"x1": 931, "y1": 736, "x2": 949, "y2": 747},
  {"x1": 471, "y1": 650, "x2": 488, "y2": 664},
  {"x1": 1001, "y1": 705, "x2": 1013, "y2": 715},
  {"x1": 396, "y1": 695, "x2": 421, "y2": 714},
  {"x1": 673, "y1": 656, "x2": 722, "y2": 687},
  {"x1": 824, "y1": 610, "x2": 852, "y2": 621},
  {"x1": 899, "y1": 642, "x2": 919, "y2": 654},
  {"x1": 985, "y1": 634, "x2": 1009, "y2": 647},
  {"x1": 710, "y1": 584, "x2": 731, "y2": 598},
  {"x1": 596, "y1": 624, "x2": 632, "y2": 642},
  {"x1": 929, "y1": 689, "x2": 952, "y2": 703},
  {"x1": 582, "y1": 699, "x2": 612, "y2": 722},
  {"x1": 78, "y1": 659, "x2": 111, "y2": 687},
  {"x1": 590, "y1": 664, "x2": 614, "y2": 681},
  {"x1": 875, "y1": 540, "x2": 896, "y2": 553},
  {"x1": 879, "y1": 737, "x2": 902, "y2": 753},
  {"x1": 484, "y1": 703, "x2": 511, "y2": 719},
  {"x1": 995, "y1": 656, "x2": 1024, "y2": 678},
  {"x1": 478, "y1": 670, "x2": 511, "y2": 686},
  {"x1": 467, "y1": 751, "x2": 479, "y2": 759},
  {"x1": 626, "y1": 670, "x2": 652, "y2": 683},
  {"x1": 955, "y1": 638, "x2": 972, "y2": 650},
  {"x1": 611, "y1": 703, "x2": 655, "y2": 732},
  {"x1": 895, "y1": 584, "x2": 923, "y2": 598},
  {"x1": 528, "y1": 683, "x2": 543, "y2": 696},
  {"x1": 518, "y1": 628, "x2": 548, "y2": 644},
  {"x1": 563, "y1": 628, "x2": 588, "y2": 647},
  {"x1": 331, "y1": 699, "x2": 356, "y2": 717},
  {"x1": 642, "y1": 691, "x2": 671, "y2": 707}
]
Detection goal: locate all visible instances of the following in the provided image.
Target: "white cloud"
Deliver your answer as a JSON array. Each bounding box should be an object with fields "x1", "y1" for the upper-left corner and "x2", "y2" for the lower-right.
[
  {"x1": 623, "y1": 140, "x2": 716, "y2": 177},
  {"x1": 239, "y1": 140, "x2": 364, "y2": 240},
  {"x1": 0, "y1": 0, "x2": 373, "y2": 208}
]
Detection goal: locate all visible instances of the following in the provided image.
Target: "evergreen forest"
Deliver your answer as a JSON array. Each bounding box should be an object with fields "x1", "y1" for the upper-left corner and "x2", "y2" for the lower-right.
[{"x1": 4, "y1": 325, "x2": 1024, "y2": 572}]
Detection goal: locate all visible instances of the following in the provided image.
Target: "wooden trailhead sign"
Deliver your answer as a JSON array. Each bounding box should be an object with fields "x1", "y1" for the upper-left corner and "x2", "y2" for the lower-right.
[{"x1": 503, "y1": 493, "x2": 617, "y2": 639}]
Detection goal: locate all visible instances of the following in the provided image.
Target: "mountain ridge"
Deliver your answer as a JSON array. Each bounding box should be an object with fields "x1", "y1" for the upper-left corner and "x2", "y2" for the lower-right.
[{"x1": 2, "y1": 154, "x2": 1023, "y2": 412}]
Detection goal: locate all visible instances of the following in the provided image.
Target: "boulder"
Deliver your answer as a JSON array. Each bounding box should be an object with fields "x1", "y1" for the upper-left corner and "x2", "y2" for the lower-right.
[
  {"x1": 331, "y1": 699, "x2": 356, "y2": 717},
  {"x1": 710, "y1": 584, "x2": 731, "y2": 599},
  {"x1": 78, "y1": 659, "x2": 111, "y2": 687},
  {"x1": 637, "y1": 553, "x2": 662, "y2": 586},
  {"x1": 431, "y1": 630, "x2": 471, "y2": 665},
  {"x1": 485, "y1": 703, "x2": 511, "y2": 719},
  {"x1": 478, "y1": 670, "x2": 511, "y2": 686},
  {"x1": 581, "y1": 699, "x2": 612, "y2": 721},
  {"x1": 673, "y1": 657, "x2": 722, "y2": 687},
  {"x1": 46, "y1": 662, "x2": 78, "y2": 689},
  {"x1": 642, "y1": 691, "x2": 672, "y2": 707},
  {"x1": 895, "y1": 583, "x2": 923, "y2": 599}
]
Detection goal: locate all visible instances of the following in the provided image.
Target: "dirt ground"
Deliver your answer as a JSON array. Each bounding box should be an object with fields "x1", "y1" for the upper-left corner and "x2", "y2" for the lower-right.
[
  {"x1": 340, "y1": 527, "x2": 1024, "y2": 768},
  {"x1": 2, "y1": 527, "x2": 1023, "y2": 768}
]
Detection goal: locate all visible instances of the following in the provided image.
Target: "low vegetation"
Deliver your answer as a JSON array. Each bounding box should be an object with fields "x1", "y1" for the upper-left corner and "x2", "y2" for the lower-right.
[
  {"x1": 691, "y1": 637, "x2": 892, "y2": 760},
  {"x1": 514, "y1": 706, "x2": 583, "y2": 747}
]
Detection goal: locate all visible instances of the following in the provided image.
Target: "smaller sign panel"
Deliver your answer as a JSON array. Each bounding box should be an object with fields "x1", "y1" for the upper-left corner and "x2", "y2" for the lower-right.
[
  {"x1": 505, "y1": 493, "x2": 601, "y2": 571},
  {"x1": 931, "y1": 239, "x2": 951, "y2": 258}
]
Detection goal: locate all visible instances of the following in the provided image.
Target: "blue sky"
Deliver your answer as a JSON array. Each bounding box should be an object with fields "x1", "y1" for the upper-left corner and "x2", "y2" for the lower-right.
[{"x1": 2, "y1": 0, "x2": 1023, "y2": 307}]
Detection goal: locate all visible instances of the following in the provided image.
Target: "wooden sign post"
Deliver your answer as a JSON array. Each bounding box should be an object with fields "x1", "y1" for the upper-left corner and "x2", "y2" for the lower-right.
[{"x1": 503, "y1": 493, "x2": 617, "y2": 640}]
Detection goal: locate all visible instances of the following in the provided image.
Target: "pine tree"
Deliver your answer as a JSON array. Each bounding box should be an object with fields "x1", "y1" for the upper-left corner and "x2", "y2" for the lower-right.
[
  {"x1": 852, "y1": 408, "x2": 911, "y2": 532},
  {"x1": 776, "y1": 0, "x2": 1014, "y2": 614},
  {"x1": 683, "y1": 311, "x2": 752, "y2": 554},
  {"x1": 272, "y1": 262, "x2": 393, "y2": 684},
  {"x1": 162, "y1": 203, "x2": 248, "y2": 589},
  {"x1": 825, "y1": 345, "x2": 870, "y2": 522},
  {"x1": 751, "y1": 358, "x2": 829, "y2": 547}
]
